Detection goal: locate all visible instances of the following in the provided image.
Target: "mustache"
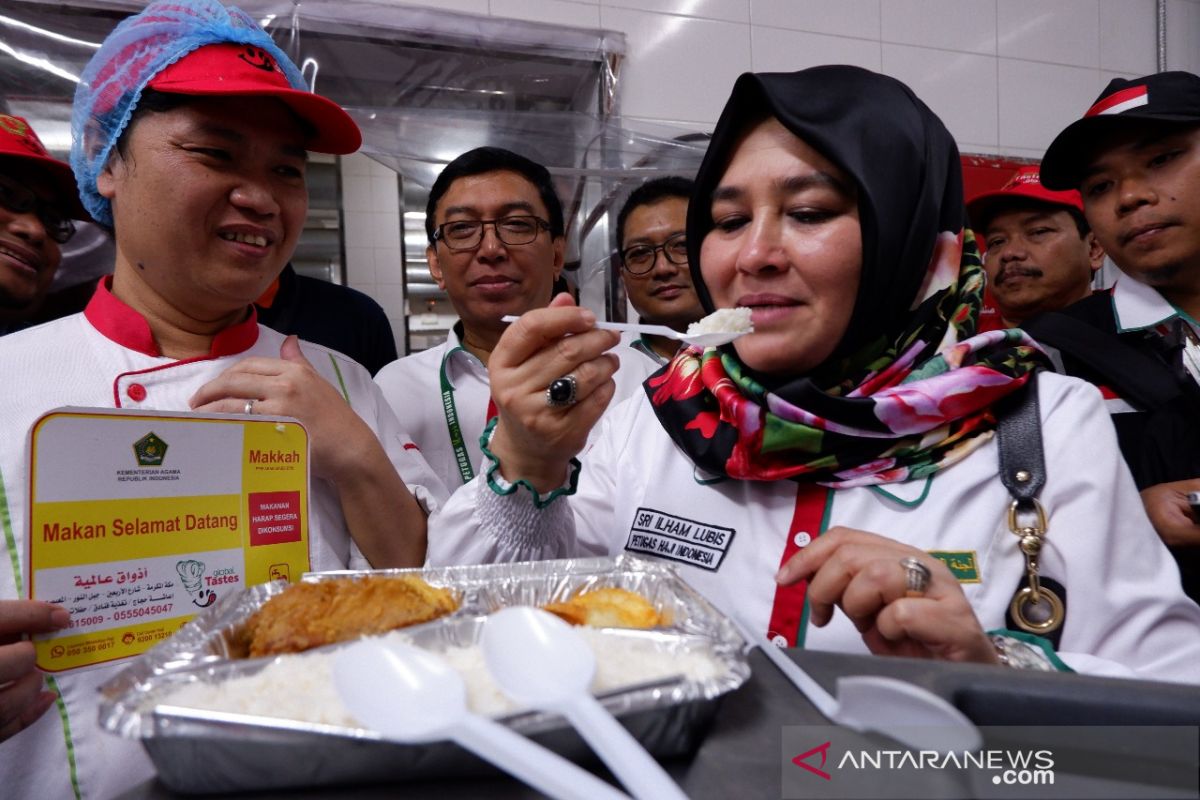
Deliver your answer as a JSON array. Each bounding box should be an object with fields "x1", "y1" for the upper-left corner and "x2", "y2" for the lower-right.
[{"x1": 994, "y1": 265, "x2": 1043, "y2": 286}]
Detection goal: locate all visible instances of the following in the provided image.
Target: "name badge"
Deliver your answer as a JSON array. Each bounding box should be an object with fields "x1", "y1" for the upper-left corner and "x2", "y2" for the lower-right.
[{"x1": 624, "y1": 507, "x2": 734, "y2": 571}]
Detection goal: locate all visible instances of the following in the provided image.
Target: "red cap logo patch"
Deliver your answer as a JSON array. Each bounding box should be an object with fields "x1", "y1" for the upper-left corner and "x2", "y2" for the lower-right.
[
  {"x1": 0, "y1": 114, "x2": 50, "y2": 157},
  {"x1": 237, "y1": 45, "x2": 280, "y2": 74}
]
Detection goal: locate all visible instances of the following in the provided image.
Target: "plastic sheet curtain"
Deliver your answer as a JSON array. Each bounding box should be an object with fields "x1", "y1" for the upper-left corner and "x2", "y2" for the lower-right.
[{"x1": 2, "y1": 0, "x2": 710, "y2": 319}]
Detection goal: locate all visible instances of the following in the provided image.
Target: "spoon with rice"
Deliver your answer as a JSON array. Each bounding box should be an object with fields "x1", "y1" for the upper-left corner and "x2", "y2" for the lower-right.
[{"x1": 501, "y1": 307, "x2": 753, "y2": 349}]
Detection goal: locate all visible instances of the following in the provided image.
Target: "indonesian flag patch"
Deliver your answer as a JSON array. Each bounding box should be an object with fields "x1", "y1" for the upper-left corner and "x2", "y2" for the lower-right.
[{"x1": 1086, "y1": 85, "x2": 1150, "y2": 117}]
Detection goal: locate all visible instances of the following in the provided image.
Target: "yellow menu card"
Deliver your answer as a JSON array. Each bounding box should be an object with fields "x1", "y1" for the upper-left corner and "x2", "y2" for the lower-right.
[{"x1": 27, "y1": 408, "x2": 311, "y2": 672}]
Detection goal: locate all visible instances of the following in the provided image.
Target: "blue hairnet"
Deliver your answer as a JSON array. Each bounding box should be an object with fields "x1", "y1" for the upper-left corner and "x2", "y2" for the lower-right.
[{"x1": 70, "y1": 0, "x2": 307, "y2": 227}]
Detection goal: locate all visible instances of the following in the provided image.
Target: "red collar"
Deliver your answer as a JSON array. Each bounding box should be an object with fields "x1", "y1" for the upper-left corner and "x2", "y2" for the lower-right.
[{"x1": 84, "y1": 277, "x2": 260, "y2": 358}]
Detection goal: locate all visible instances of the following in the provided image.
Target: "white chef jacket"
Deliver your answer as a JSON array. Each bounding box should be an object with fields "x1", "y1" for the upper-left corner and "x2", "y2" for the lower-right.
[
  {"x1": 429, "y1": 371, "x2": 1200, "y2": 684},
  {"x1": 375, "y1": 325, "x2": 662, "y2": 491},
  {"x1": 0, "y1": 280, "x2": 446, "y2": 800}
]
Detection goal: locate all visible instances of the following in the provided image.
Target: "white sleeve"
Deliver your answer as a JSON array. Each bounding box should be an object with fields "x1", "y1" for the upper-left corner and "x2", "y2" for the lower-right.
[
  {"x1": 1035, "y1": 374, "x2": 1200, "y2": 684},
  {"x1": 425, "y1": 400, "x2": 636, "y2": 566},
  {"x1": 425, "y1": 469, "x2": 579, "y2": 565},
  {"x1": 358, "y1": 378, "x2": 449, "y2": 516},
  {"x1": 347, "y1": 371, "x2": 450, "y2": 571}
]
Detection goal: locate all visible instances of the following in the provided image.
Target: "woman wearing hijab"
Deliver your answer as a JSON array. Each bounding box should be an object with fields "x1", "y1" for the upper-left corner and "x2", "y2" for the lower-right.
[{"x1": 430, "y1": 66, "x2": 1200, "y2": 682}]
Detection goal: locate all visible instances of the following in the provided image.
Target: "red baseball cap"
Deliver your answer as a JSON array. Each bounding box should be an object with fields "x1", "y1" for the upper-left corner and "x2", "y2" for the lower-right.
[
  {"x1": 146, "y1": 42, "x2": 361, "y2": 155},
  {"x1": 966, "y1": 165, "x2": 1083, "y2": 232},
  {"x1": 0, "y1": 114, "x2": 89, "y2": 220}
]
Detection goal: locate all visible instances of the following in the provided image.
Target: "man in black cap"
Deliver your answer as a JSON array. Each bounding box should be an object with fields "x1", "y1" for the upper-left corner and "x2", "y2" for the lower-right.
[{"x1": 1030, "y1": 71, "x2": 1200, "y2": 600}]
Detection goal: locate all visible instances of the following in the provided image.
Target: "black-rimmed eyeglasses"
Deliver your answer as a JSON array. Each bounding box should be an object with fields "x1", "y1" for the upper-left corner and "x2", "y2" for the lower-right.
[
  {"x1": 0, "y1": 175, "x2": 75, "y2": 244},
  {"x1": 432, "y1": 215, "x2": 550, "y2": 251},
  {"x1": 620, "y1": 232, "x2": 687, "y2": 275}
]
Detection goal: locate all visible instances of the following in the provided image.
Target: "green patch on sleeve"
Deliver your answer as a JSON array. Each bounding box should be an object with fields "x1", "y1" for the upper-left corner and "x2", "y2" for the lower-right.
[{"x1": 929, "y1": 550, "x2": 981, "y2": 583}]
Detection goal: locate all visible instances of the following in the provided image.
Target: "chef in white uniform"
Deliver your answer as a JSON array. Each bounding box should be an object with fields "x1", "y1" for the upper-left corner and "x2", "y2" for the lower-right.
[{"x1": 0, "y1": 3, "x2": 444, "y2": 797}]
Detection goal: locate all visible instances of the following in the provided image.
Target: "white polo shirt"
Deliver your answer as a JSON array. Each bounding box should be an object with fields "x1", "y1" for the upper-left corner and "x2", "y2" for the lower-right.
[{"x1": 0, "y1": 280, "x2": 446, "y2": 800}]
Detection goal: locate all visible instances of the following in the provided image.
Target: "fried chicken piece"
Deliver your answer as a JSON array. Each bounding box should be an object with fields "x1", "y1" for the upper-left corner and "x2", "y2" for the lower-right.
[
  {"x1": 245, "y1": 576, "x2": 458, "y2": 657},
  {"x1": 543, "y1": 587, "x2": 661, "y2": 629}
]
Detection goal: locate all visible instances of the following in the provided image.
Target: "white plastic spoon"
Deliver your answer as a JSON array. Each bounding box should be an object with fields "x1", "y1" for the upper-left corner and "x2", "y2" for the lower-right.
[
  {"x1": 500, "y1": 315, "x2": 743, "y2": 348},
  {"x1": 733, "y1": 618, "x2": 983, "y2": 753},
  {"x1": 481, "y1": 607, "x2": 689, "y2": 800},
  {"x1": 334, "y1": 638, "x2": 629, "y2": 800}
]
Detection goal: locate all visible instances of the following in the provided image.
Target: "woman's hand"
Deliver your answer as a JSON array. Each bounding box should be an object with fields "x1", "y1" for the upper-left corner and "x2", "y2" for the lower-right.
[
  {"x1": 0, "y1": 600, "x2": 69, "y2": 741},
  {"x1": 488, "y1": 293, "x2": 621, "y2": 493},
  {"x1": 777, "y1": 526, "x2": 998, "y2": 664},
  {"x1": 189, "y1": 335, "x2": 376, "y2": 482}
]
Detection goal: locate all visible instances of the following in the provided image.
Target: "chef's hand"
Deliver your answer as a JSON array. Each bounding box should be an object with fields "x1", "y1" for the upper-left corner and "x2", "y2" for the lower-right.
[
  {"x1": 777, "y1": 527, "x2": 998, "y2": 664},
  {"x1": 189, "y1": 336, "x2": 379, "y2": 482},
  {"x1": 0, "y1": 600, "x2": 69, "y2": 741},
  {"x1": 1140, "y1": 479, "x2": 1200, "y2": 548},
  {"x1": 488, "y1": 293, "x2": 621, "y2": 493}
]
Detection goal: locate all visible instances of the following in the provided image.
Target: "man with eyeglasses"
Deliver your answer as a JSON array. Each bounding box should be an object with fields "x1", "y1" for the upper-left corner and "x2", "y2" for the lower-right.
[
  {"x1": 615, "y1": 177, "x2": 704, "y2": 365},
  {"x1": 0, "y1": 114, "x2": 88, "y2": 335},
  {"x1": 376, "y1": 147, "x2": 655, "y2": 491}
]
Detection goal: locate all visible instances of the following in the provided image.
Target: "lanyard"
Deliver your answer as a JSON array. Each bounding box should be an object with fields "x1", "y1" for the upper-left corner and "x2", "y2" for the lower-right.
[
  {"x1": 630, "y1": 338, "x2": 668, "y2": 366},
  {"x1": 439, "y1": 346, "x2": 497, "y2": 485}
]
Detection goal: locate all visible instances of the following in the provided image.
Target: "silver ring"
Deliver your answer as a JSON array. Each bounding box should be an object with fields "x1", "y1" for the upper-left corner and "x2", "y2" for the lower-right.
[
  {"x1": 244, "y1": 399, "x2": 256, "y2": 415},
  {"x1": 900, "y1": 556, "x2": 932, "y2": 598},
  {"x1": 545, "y1": 375, "x2": 578, "y2": 407}
]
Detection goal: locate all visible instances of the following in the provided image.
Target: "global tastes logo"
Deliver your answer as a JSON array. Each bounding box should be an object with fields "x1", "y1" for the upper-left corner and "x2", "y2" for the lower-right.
[{"x1": 133, "y1": 432, "x2": 168, "y2": 467}]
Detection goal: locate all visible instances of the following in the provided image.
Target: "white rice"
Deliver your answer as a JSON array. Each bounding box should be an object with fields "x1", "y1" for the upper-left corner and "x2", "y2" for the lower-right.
[
  {"x1": 686, "y1": 307, "x2": 753, "y2": 336},
  {"x1": 158, "y1": 628, "x2": 722, "y2": 725}
]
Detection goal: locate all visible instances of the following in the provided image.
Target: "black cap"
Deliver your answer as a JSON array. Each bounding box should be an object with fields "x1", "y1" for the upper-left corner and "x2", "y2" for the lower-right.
[{"x1": 1041, "y1": 71, "x2": 1200, "y2": 191}]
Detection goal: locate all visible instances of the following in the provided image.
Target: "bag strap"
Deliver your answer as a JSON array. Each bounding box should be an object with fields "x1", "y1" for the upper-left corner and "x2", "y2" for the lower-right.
[
  {"x1": 1024, "y1": 312, "x2": 1180, "y2": 411},
  {"x1": 996, "y1": 373, "x2": 1067, "y2": 649},
  {"x1": 997, "y1": 373, "x2": 1044, "y2": 501}
]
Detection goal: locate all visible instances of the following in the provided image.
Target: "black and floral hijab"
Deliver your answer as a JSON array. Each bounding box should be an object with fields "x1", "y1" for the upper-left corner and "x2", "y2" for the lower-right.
[{"x1": 647, "y1": 66, "x2": 1047, "y2": 487}]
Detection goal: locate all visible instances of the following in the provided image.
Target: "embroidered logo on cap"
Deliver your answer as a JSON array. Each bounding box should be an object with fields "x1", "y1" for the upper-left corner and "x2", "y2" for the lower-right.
[
  {"x1": 1006, "y1": 170, "x2": 1041, "y2": 188},
  {"x1": 237, "y1": 45, "x2": 280, "y2": 74},
  {"x1": 1086, "y1": 85, "x2": 1150, "y2": 117},
  {"x1": 0, "y1": 114, "x2": 49, "y2": 156}
]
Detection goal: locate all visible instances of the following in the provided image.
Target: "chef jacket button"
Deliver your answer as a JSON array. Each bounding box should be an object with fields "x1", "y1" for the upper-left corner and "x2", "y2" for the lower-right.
[
  {"x1": 792, "y1": 531, "x2": 811, "y2": 547},
  {"x1": 770, "y1": 634, "x2": 789, "y2": 648},
  {"x1": 127, "y1": 383, "x2": 147, "y2": 402}
]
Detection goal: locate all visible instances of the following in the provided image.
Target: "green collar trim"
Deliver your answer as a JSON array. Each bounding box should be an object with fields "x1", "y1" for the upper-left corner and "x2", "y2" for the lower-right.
[
  {"x1": 987, "y1": 628, "x2": 1074, "y2": 673},
  {"x1": 867, "y1": 476, "x2": 933, "y2": 508},
  {"x1": 1111, "y1": 287, "x2": 1179, "y2": 333}
]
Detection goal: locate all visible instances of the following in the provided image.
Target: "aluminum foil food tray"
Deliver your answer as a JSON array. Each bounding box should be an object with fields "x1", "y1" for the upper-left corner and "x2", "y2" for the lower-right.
[{"x1": 98, "y1": 555, "x2": 751, "y2": 794}]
